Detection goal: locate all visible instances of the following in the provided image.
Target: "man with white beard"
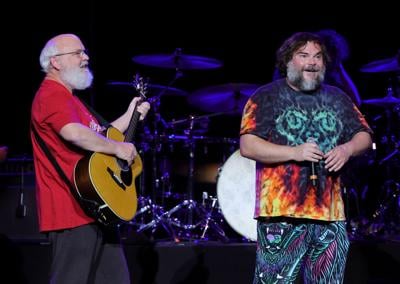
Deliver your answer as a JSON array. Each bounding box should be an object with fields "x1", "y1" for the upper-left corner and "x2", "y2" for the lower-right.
[
  {"x1": 240, "y1": 32, "x2": 373, "y2": 283},
  {"x1": 30, "y1": 34, "x2": 150, "y2": 283}
]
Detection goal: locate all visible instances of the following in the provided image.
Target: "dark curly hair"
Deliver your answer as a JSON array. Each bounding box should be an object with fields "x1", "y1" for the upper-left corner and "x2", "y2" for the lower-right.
[
  {"x1": 275, "y1": 32, "x2": 330, "y2": 77},
  {"x1": 316, "y1": 29, "x2": 349, "y2": 67}
]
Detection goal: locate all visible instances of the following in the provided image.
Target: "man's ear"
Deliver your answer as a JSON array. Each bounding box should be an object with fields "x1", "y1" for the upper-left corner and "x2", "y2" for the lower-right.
[{"x1": 50, "y1": 56, "x2": 61, "y2": 71}]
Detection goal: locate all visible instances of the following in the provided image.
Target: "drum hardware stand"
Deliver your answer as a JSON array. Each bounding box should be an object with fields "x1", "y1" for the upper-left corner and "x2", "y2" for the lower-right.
[
  {"x1": 368, "y1": 83, "x2": 400, "y2": 236},
  {"x1": 126, "y1": 139, "x2": 180, "y2": 242},
  {"x1": 200, "y1": 193, "x2": 229, "y2": 242},
  {"x1": 363, "y1": 145, "x2": 400, "y2": 238},
  {"x1": 365, "y1": 180, "x2": 400, "y2": 237},
  {"x1": 132, "y1": 196, "x2": 180, "y2": 242},
  {"x1": 126, "y1": 144, "x2": 174, "y2": 240},
  {"x1": 147, "y1": 65, "x2": 184, "y2": 205},
  {"x1": 200, "y1": 192, "x2": 214, "y2": 239},
  {"x1": 378, "y1": 140, "x2": 398, "y2": 166},
  {"x1": 128, "y1": 69, "x2": 187, "y2": 242},
  {"x1": 129, "y1": 149, "x2": 179, "y2": 242},
  {"x1": 16, "y1": 155, "x2": 29, "y2": 218},
  {"x1": 162, "y1": 197, "x2": 229, "y2": 242},
  {"x1": 343, "y1": 185, "x2": 365, "y2": 239},
  {"x1": 158, "y1": 116, "x2": 198, "y2": 240},
  {"x1": 148, "y1": 96, "x2": 169, "y2": 206},
  {"x1": 164, "y1": 116, "x2": 228, "y2": 241}
]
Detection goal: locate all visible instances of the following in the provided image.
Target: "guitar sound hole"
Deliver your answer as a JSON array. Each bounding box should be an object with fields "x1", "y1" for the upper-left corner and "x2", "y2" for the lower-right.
[
  {"x1": 116, "y1": 158, "x2": 133, "y2": 185},
  {"x1": 121, "y1": 170, "x2": 132, "y2": 186},
  {"x1": 117, "y1": 158, "x2": 129, "y2": 171}
]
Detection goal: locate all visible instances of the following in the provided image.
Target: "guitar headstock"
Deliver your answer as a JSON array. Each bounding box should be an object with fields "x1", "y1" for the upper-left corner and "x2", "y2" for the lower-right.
[{"x1": 133, "y1": 74, "x2": 148, "y2": 100}]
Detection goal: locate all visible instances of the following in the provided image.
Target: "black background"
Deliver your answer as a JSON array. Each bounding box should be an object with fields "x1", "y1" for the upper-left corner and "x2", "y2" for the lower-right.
[{"x1": 4, "y1": 5, "x2": 400, "y2": 156}]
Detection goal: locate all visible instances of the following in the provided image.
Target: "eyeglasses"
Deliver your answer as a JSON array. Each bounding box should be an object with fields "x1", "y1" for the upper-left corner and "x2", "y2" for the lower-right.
[{"x1": 53, "y1": 49, "x2": 88, "y2": 57}]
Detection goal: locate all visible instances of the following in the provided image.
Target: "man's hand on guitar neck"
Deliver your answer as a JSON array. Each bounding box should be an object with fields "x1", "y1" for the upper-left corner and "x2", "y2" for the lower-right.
[
  {"x1": 129, "y1": 97, "x2": 151, "y2": 121},
  {"x1": 111, "y1": 97, "x2": 151, "y2": 133}
]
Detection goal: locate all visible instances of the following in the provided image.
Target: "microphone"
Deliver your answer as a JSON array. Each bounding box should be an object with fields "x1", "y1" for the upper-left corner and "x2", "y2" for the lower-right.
[{"x1": 307, "y1": 137, "x2": 318, "y2": 187}]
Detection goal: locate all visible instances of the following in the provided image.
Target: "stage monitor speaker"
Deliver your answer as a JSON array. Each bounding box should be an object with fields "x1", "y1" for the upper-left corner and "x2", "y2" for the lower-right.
[{"x1": 0, "y1": 158, "x2": 47, "y2": 241}]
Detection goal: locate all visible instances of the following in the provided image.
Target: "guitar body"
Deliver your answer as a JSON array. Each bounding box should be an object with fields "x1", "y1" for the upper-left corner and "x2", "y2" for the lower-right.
[{"x1": 74, "y1": 126, "x2": 142, "y2": 223}]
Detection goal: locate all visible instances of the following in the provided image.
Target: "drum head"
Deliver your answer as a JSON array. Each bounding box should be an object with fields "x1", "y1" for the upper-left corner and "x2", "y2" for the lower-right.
[{"x1": 217, "y1": 150, "x2": 257, "y2": 241}]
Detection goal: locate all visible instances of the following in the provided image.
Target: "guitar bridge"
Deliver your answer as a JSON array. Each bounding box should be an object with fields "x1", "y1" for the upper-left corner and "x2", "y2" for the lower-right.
[{"x1": 106, "y1": 167, "x2": 126, "y2": 190}]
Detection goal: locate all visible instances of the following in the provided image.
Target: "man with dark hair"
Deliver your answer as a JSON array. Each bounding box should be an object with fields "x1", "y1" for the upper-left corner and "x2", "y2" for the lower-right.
[{"x1": 240, "y1": 32, "x2": 372, "y2": 283}]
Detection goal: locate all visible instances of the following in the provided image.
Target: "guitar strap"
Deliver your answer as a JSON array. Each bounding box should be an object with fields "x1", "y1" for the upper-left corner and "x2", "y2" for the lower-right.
[
  {"x1": 31, "y1": 124, "x2": 104, "y2": 223},
  {"x1": 79, "y1": 98, "x2": 111, "y2": 129}
]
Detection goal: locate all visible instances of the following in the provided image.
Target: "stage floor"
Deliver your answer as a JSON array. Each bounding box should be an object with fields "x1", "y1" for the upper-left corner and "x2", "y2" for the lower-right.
[{"x1": 1, "y1": 235, "x2": 400, "y2": 284}]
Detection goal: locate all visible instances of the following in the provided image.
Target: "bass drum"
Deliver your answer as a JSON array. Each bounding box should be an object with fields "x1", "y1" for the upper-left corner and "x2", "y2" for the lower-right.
[{"x1": 217, "y1": 150, "x2": 257, "y2": 241}]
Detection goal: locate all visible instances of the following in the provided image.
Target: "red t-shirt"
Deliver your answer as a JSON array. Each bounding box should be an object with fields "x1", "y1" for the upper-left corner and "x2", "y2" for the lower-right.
[{"x1": 31, "y1": 79, "x2": 100, "y2": 232}]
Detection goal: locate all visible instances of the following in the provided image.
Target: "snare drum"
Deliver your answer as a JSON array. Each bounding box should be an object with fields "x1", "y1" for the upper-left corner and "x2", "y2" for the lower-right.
[{"x1": 217, "y1": 150, "x2": 257, "y2": 241}]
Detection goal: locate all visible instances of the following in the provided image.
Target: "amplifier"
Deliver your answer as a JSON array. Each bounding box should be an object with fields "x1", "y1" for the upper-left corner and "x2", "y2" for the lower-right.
[{"x1": 0, "y1": 156, "x2": 47, "y2": 241}]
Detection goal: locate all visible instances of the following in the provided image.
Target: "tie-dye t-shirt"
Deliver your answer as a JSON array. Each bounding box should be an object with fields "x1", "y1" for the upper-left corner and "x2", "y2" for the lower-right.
[{"x1": 240, "y1": 79, "x2": 371, "y2": 221}]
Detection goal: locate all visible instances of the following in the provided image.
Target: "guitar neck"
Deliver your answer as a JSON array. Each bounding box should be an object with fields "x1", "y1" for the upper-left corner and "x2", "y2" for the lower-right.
[
  {"x1": 124, "y1": 75, "x2": 148, "y2": 143},
  {"x1": 124, "y1": 109, "x2": 141, "y2": 143}
]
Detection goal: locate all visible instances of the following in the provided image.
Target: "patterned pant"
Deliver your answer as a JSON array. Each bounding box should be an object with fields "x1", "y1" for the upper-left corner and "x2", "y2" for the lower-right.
[{"x1": 253, "y1": 219, "x2": 349, "y2": 284}]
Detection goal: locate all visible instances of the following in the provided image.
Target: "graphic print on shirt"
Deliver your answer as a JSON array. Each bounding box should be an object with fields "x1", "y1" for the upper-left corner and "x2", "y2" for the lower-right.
[
  {"x1": 275, "y1": 106, "x2": 342, "y2": 153},
  {"x1": 240, "y1": 80, "x2": 371, "y2": 221}
]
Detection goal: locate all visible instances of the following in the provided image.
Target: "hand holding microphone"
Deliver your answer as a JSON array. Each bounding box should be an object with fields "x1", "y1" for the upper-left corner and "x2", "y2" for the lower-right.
[
  {"x1": 310, "y1": 160, "x2": 318, "y2": 187},
  {"x1": 306, "y1": 137, "x2": 321, "y2": 187}
]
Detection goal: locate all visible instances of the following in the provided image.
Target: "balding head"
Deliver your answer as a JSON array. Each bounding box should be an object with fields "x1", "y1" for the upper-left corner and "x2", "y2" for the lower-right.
[{"x1": 39, "y1": 34, "x2": 83, "y2": 73}]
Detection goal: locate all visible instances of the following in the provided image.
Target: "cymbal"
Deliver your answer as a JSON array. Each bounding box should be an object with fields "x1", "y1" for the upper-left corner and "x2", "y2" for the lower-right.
[
  {"x1": 362, "y1": 96, "x2": 400, "y2": 107},
  {"x1": 188, "y1": 83, "x2": 259, "y2": 114},
  {"x1": 167, "y1": 112, "x2": 227, "y2": 127},
  {"x1": 360, "y1": 56, "x2": 400, "y2": 73},
  {"x1": 107, "y1": 81, "x2": 188, "y2": 96},
  {"x1": 132, "y1": 50, "x2": 223, "y2": 70}
]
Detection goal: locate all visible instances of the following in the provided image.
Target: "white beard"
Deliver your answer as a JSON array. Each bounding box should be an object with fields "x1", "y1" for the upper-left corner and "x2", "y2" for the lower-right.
[{"x1": 60, "y1": 65, "x2": 93, "y2": 90}]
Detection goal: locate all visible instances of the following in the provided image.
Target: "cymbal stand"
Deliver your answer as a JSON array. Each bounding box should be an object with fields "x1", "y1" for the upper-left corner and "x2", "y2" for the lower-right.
[
  {"x1": 125, "y1": 149, "x2": 178, "y2": 242},
  {"x1": 200, "y1": 194, "x2": 229, "y2": 242},
  {"x1": 133, "y1": 197, "x2": 180, "y2": 242},
  {"x1": 365, "y1": 94, "x2": 400, "y2": 238},
  {"x1": 378, "y1": 103, "x2": 399, "y2": 167},
  {"x1": 365, "y1": 180, "x2": 400, "y2": 237},
  {"x1": 165, "y1": 116, "x2": 197, "y2": 238},
  {"x1": 148, "y1": 64, "x2": 184, "y2": 204},
  {"x1": 165, "y1": 116, "x2": 229, "y2": 242},
  {"x1": 128, "y1": 69, "x2": 184, "y2": 241},
  {"x1": 378, "y1": 142, "x2": 399, "y2": 166}
]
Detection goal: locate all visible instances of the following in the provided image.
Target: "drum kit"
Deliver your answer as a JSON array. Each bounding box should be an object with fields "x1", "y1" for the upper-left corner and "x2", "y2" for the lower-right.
[
  {"x1": 347, "y1": 51, "x2": 400, "y2": 239},
  {"x1": 112, "y1": 48, "x2": 259, "y2": 242}
]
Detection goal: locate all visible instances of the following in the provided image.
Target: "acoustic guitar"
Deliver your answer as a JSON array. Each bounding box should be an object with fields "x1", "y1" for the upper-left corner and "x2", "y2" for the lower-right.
[{"x1": 73, "y1": 75, "x2": 147, "y2": 224}]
